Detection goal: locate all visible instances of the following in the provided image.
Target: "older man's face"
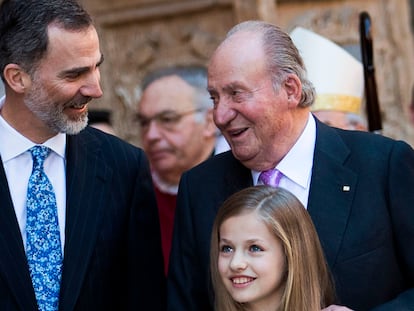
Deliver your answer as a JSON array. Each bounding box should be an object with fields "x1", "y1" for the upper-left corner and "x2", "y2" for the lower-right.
[
  {"x1": 138, "y1": 75, "x2": 214, "y2": 184},
  {"x1": 207, "y1": 32, "x2": 299, "y2": 171}
]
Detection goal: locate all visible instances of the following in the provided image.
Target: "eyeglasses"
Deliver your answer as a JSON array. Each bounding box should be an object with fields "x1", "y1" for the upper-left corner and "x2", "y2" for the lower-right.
[{"x1": 136, "y1": 108, "x2": 204, "y2": 131}]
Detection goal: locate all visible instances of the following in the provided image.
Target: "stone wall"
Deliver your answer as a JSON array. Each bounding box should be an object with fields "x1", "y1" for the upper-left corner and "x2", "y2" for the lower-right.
[{"x1": 82, "y1": 0, "x2": 414, "y2": 147}]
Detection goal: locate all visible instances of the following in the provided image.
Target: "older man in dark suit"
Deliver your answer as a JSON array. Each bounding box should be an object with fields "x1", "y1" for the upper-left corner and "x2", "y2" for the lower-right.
[
  {"x1": 167, "y1": 20, "x2": 414, "y2": 311},
  {"x1": 0, "y1": 0, "x2": 165, "y2": 310}
]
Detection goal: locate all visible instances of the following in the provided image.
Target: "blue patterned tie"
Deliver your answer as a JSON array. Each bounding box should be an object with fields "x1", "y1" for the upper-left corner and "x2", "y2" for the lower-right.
[
  {"x1": 26, "y1": 146, "x2": 62, "y2": 311},
  {"x1": 259, "y1": 169, "x2": 283, "y2": 187}
]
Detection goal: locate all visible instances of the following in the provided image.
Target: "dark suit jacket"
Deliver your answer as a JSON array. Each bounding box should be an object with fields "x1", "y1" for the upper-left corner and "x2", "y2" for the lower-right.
[
  {"x1": 0, "y1": 127, "x2": 166, "y2": 311},
  {"x1": 167, "y1": 119, "x2": 414, "y2": 311}
]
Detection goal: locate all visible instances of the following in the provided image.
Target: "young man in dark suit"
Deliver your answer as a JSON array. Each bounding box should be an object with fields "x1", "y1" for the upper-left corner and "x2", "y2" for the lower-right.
[{"x1": 0, "y1": 0, "x2": 165, "y2": 310}]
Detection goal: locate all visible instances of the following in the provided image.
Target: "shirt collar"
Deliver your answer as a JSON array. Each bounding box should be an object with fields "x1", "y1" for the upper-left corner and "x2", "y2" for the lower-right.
[
  {"x1": 151, "y1": 171, "x2": 179, "y2": 195},
  {"x1": 252, "y1": 112, "x2": 316, "y2": 188},
  {"x1": 0, "y1": 96, "x2": 66, "y2": 162}
]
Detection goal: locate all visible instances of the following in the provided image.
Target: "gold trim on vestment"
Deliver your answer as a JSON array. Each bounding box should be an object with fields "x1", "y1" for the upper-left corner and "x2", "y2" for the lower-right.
[{"x1": 311, "y1": 94, "x2": 362, "y2": 114}]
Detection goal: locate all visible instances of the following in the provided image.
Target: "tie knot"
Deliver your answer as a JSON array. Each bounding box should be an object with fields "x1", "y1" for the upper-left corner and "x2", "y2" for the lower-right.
[
  {"x1": 259, "y1": 169, "x2": 282, "y2": 187},
  {"x1": 29, "y1": 146, "x2": 51, "y2": 169}
]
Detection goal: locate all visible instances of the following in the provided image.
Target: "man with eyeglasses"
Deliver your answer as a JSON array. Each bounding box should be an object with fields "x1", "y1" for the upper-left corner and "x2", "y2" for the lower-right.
[{"x1": 136, "y1": 65, "x2": 228, "y2": 275}]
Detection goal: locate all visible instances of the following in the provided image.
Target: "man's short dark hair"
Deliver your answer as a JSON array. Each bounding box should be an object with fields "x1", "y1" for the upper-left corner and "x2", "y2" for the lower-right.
[{"x1": 0, "y1": 0, "x2": 93, "y2": 81}]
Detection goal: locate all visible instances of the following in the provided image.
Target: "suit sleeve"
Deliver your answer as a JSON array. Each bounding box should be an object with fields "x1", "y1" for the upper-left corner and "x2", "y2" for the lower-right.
[
  {"x1": 371, "y1": 140, "x2": 414, "y2": 310},
  {"x1": 128, "y1": 150, "x2": 166, "y2": 311},
  {"x1": 167, "y1": 173, "x2": 212, "y2": 311}
]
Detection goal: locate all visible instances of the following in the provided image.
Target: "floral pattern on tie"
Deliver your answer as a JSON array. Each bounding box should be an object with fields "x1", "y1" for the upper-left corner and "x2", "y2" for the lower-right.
[{"x1": 26, "y1": 146, "x2": 62, "y2": 311}]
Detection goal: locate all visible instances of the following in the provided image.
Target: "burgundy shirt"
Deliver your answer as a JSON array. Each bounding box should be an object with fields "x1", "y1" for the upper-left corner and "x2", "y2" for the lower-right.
[{"x1": 154, "y1": 185, "x2": 177, "y2": 275}]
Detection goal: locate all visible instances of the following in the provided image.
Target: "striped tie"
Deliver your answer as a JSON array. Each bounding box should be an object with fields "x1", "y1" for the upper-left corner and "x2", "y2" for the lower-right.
[{"x1": 259, "y1": 169, "x2": 283, "y2": 187}]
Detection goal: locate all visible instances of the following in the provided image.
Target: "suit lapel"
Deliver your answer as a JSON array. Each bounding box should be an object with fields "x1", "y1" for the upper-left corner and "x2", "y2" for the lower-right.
[
  {"x1": 308, "y1": 121, "x2": 358, "y2": 268},
  {"x1": 0, "y1": 158, "x2": 38, "y2": 310},
  {"x1": 59, "y1": 131, "x2": 113, "y2": 311},
  {"x1": 223, "y1": 153, "x2": 253, "y2": 197},
  {"x1": 219, "y1": 125, "x2": 357, "y2": 270}
]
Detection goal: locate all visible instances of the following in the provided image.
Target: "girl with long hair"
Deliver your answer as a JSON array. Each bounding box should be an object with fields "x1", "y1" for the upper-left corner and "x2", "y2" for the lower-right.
[{"x1": 210, "y1": 185, "x2": 337, "y2": 311}]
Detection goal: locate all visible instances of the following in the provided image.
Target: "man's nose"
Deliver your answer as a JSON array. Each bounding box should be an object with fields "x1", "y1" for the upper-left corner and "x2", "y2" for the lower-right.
[
  {"x1": 81, "y1": 71, "x2": 103, "y2": 99},
  {"x1": 213, "y1": 98, "x2": 237, "y2": 128},
  {"x1": 144, "y1": 120, "x2": 163, "y2": 140}
]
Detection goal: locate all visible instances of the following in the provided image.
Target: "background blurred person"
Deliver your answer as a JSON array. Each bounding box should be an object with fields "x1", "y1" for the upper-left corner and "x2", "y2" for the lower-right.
[
  {"x1": 290, "y1": 27, "x2": 367, "y2": 131},
  {"x1": 137, "y1": 65, "x2": 228, "y2": 274}
]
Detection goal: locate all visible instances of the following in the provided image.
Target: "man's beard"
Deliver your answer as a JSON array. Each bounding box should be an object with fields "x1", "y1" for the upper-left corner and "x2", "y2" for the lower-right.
[{"x1": 24, "y1": 81, "x2": 90, "y2": 135}]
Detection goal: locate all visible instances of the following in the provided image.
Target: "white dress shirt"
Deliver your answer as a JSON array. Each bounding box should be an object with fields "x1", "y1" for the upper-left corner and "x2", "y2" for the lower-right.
[
  {"x1": 0, "y1": 97, "x2": 67, "y2": 253},
  {"x1": 253, "y1": 112, "x2": 316, "y2": 208}
]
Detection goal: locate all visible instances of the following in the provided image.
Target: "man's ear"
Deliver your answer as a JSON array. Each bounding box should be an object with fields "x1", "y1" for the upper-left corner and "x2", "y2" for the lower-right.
[
  {"x1": 283, "y1": 74, "x2": 302, "y2": 108},
  {"x1": 3, "y1": 63, "x2": 32, "y2": 94}
]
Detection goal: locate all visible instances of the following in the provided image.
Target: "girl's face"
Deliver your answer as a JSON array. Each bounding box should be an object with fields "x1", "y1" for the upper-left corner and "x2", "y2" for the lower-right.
[{"x1": 218, "y1": 211, "x2": 286, "y2": 311}]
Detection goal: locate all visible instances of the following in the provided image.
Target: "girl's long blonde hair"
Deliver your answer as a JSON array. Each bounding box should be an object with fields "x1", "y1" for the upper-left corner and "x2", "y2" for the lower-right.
[{"x1": 210, "y1": 186, "x2": 336, "y2": 311}]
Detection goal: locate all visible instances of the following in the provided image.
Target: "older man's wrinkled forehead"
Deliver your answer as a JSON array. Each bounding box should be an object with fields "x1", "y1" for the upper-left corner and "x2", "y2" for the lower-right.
[
  {"x1": 208, "y1": 31, "x2": 265, "y2": 79},
  {"x1": 212, "y1": 30, "x2": 263, "y2": 61}
]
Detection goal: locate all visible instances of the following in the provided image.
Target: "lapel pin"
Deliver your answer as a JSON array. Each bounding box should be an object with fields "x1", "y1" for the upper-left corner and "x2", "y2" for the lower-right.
[{"x1": 343, "y1": 185, "x2": 350, "y2": 192}]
